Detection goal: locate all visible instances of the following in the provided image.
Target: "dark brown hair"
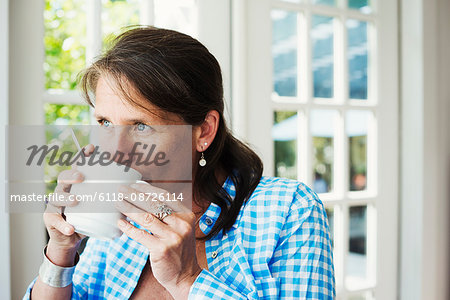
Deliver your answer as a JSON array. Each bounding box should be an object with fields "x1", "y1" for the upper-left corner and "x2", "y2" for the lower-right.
[{"x1": 79, "y1": 26, "x2": 263, "y2": 240}]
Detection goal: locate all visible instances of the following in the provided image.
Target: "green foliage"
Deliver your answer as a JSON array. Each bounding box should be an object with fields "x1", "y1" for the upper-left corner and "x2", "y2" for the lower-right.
[
  {"x1": 349, "y1": 136, "x2": 367, "y2": 191},
  {"x1": 273, "y1": 111, "x2": 297, "y2": 179},
  {"x1": 44, "y1": 103, "x2": 90, "y2": 125},
  {"x1": 102, "y1": 0, "x2": 140, "y2": 50},
  {"x1": 313, "y1": 136, "x2": 333, "y2": 191},
  {"x1": 44, "y1": 0, "x2": 86, "y2": 90},
  {"x1": 273, "y1": 111, "x2": 296, "y2": 125}
]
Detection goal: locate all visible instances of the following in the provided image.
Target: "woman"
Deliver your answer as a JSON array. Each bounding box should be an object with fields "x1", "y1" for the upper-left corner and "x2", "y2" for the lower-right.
[{"x1": 24, "y1": 26, "x2": 335, "y2": 299}]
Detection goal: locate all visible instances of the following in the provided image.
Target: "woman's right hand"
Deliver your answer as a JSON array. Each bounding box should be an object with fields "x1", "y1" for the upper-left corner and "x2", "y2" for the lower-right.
[{"x1": 43, "y1": 144, "x2": 94, "y2": 267}]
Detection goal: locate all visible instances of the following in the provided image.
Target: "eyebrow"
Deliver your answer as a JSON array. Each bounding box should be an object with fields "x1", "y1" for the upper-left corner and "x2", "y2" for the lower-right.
[{"x1": 94, "y1": 113, "x2": 150, "y2": 124}]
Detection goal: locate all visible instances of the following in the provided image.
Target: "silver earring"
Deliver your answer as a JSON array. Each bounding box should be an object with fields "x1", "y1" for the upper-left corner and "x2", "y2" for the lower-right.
[
  {"x1": 199, "y1": 143, "x2": 207, "y2": 167},
  {"x1": 199, "y1": 152, "x2": 206, "y2": 167}
]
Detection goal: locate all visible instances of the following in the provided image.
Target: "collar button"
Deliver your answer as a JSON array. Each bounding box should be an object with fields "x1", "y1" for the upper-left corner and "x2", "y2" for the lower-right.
[{"x1": 205, "y1": 217, "x2": 213, "y2": 226}]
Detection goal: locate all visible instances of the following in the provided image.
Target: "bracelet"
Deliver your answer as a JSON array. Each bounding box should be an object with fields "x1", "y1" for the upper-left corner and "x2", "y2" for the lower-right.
[{"x1": 38, "y1": 245, "x2": 80, "y2": 288}]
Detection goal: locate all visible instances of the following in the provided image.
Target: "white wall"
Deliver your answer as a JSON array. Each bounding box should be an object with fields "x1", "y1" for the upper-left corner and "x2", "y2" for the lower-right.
[
  {"x1": 400, "y1": 0, "x2": 450, "y2": 299},
  {"x1": 9, "y1": 0, "x2": 47, "y2": 299},
  {"x1": 0, "y1": 0, "x2": 11, "y2": 299},
  {"x1": 197, "y1": 0, "x2": 232, "y2": 128}
]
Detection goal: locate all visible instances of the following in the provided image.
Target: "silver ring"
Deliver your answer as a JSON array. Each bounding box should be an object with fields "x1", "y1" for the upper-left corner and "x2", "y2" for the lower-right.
[{"x1": 154, "y1": 204, "x2": 173, "y2": 221}]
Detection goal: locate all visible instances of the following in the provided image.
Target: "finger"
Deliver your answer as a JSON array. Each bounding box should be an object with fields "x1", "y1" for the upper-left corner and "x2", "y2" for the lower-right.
[
  {"x1": 82, "y1": 144, "x2": 95, "y2": 156},
  {"x1": 118, "y1": 185, "x2": 192, "y2": 229},
  {"x1": 57, "y1": 169, "x2": 84, "y2": 192},
  {"x1": 117, "y1": 219, "x2": 162, "y2": 251},
  {"x1": 162, "y1": 211, "x2": 196, "y2": 234},
  {"x1": 119, "y1": 183, "x2": 189, "y2": 214},
  {"x1": 44, "y1": 211, "x2": 75, "y2": 236},
  {"x1": 117, "y1": 185, "x2": 162, "y2": 213},
  {"x1": 71, "y1": 144, "x2": 95, "y2": 170},
  {"x1": 132, "y1": 182, "x2": 191, "y2": 213},
  {"x1": 114, "y1": 198, "x2": 176, "y2": 239},
  {"x1": 47, "y1": 192, "x2": 79, "y2": 207},
  {"x1": 45, "y1": 202, "x2": 61, "y2": 214}
]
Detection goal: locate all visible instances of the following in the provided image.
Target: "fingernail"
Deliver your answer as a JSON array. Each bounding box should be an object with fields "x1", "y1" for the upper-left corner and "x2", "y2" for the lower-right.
[
  {"x1": 118, "y1": 219, "x2": 127, "y2": 227},
  {"x1": 72, "y1": 171, "x2": 81, "y2": 178},
  {"x1": 130, "y1": 184, "x2": 139, "y2": 189},
  {"x1": 64, "y1": 226, "x2": 71, "y2": 234},
  {"x1": 135, "y1": 180, "x2": 150, "y2": 185}
]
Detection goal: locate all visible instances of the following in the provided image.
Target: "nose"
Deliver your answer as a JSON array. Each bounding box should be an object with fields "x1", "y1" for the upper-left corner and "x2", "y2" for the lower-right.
[{"x1": 101, "y1": 126, "x2": 135, "y2": 165}]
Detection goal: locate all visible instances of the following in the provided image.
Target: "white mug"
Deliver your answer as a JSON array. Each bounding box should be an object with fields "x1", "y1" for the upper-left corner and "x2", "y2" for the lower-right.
[{"x1": 65, "y1": 162, "x2": 142, "y2": 240}]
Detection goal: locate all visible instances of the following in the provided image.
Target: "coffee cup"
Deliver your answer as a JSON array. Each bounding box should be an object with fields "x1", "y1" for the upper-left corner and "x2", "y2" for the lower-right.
[{"x1": 65, "y1": 162, "x2": 142, "y2": 240}]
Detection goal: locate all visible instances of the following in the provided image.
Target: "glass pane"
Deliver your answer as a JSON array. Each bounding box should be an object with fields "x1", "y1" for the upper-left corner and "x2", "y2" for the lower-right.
[
  {"x1": 154, "y1": 0, "x2": 198, "y2": 38},
  {"x1": 102, "y1": 0, "x2": 140, "y2": 44},
  {"x1": 273, "y1": 111, "x2": 297, "y2": 179},
  {"x1": 348, "y1": 0, "x2": 373, "y2": 14},
  {"x1": 346, "y1": 110, "x2": 369, "y2": 191},
  {"x1": 312, "y1": 0, "x2": 336, "y2": 6},
  {"x1": 346, "y1": 205, "x2": 368, "y2": 288},
  {"x1": 272, "y1": 10, "x2": 298, "y2": 97},
  {"x1": 325, "y1": 207, "x2": 334, "y2": 248},
  {"x1": 44, "y1": 0, "x2": 87, "y2": 90},
  {"x1": 347, "y1": 19, "x2": 368, "y2": 100},
  {"x1": 44, "y1": 104, "x2": 90, "y2": 194},
  {"x1": 311, "y1": 110, "x2": 336, "y2": 193},
  {"x1": 312, "y1": 15, "x2": 334, "y2": 98}
]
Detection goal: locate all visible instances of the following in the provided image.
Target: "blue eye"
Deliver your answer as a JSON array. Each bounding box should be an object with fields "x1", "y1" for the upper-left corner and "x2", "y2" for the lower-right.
[
  {"x1": 136, "y1": 123, "x2": 151, "y2": 132},
  {"x1": 98, "y1": 119, "x2": 112, "y2": 127}
]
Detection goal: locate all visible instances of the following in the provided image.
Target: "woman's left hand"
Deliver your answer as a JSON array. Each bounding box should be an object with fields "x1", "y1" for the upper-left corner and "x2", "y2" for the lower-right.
[{"x1": 115, "y1": 183, "x2": 202, "y2": 299}]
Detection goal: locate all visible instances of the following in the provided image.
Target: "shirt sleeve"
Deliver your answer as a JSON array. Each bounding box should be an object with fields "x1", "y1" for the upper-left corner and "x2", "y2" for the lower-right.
[
  {"x1": 22, "y1": 237, "x2": 108, "y2": 300},
  {"x1": 270, "y1": 183, "x2": 336, "y2": 299}
]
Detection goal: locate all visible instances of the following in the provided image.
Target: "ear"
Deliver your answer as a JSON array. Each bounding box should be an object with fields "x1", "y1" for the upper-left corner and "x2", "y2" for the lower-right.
[{"x1": 194, "y1": 110, "x2": 220, "y2": 152}]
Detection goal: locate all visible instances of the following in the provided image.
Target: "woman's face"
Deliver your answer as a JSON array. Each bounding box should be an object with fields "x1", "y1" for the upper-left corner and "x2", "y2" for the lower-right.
[{"x1": 93, "y1": 76, "x2": 196, "y2": 183}]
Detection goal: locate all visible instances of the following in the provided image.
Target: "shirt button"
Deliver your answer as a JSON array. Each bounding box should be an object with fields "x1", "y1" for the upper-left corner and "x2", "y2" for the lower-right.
[
  {"x1": 211, "y1": 251, "x2": 218, "y2": 259},
  {"x1": 205, "y1": 217, "x2": 213, "y2": 226}
]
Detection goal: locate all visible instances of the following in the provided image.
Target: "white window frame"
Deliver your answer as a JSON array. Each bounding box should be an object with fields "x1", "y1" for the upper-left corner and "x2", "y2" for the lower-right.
[
  {"x1": 1, "y1": 0, "x2": 11, "y2": 298},
  {"x1": 238, "y1": 0, "x2": 398, "y2": 298}
]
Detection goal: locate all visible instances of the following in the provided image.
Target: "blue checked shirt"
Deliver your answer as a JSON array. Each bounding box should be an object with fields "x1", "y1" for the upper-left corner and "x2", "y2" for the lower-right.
[{"x1": 24, "y1": 176, "x2": 335, "y2": 299}]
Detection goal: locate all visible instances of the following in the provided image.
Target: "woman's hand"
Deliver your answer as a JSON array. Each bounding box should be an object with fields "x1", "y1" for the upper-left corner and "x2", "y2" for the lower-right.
[
  {"x1": 43, "y1": 144, "x2": 94, "y2": 266},
  {"x1": 115, "y1": 183, "x2": 202, "y2": 299}
]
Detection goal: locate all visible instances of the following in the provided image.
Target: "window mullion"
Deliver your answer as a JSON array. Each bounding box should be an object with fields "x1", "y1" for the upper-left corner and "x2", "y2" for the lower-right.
[
  {"x1": 299, "y1": 10, "x2": 310, "y2": 103},
  {"x1": 42, "y1": 91, "x2": 85, "y2": 104},
  {"x1": 86, "y1": 0, "x2": 102, "y2": 125},
  {"x1": 87, "y1": 0, "x2": 102, "y2": 65},
  {"x1": 366, "y1": 203, "x2": 377, "y2": 287},
  {"x1": 334, "y1": 203, "x2": 347, "y2": 294},
  {"x1": 299, "y1": 8, "x2": 311, "y2": 185},
  {"x1": 297, "y1": 109, "x2": 308, "y2": 183},
  {"x1": 140, "y1": 0, "x2": 155, "y2": 26}
]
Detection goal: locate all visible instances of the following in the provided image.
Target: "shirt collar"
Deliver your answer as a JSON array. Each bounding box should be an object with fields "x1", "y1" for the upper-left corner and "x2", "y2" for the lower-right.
[{"x1": 198, "y1": 175, "x2": 238, "y2": 235}]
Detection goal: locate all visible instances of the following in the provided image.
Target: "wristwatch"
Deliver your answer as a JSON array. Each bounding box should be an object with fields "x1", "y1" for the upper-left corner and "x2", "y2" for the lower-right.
[{"x1": 38, "y1": 245, "x2": 80, "y2": 288}]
